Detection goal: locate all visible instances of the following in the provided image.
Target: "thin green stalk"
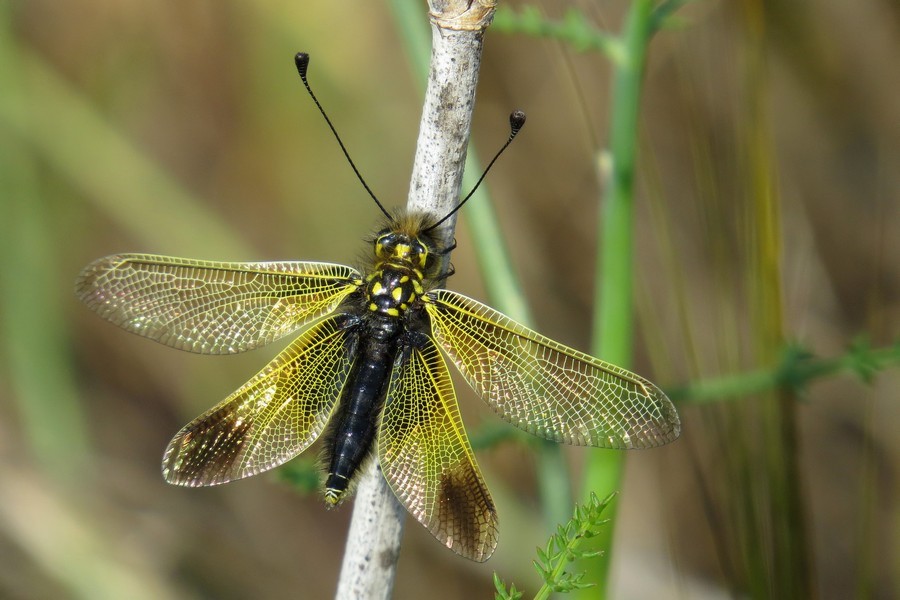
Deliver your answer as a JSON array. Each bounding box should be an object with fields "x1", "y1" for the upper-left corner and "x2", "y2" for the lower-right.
[
  {"x1": 578, "y1": 1, "x2": 656, "y2": 597},
  {"x1": 492, "y1": 6, "x2": 622, "y2": 60},
  {"x1": 669, "y1": 341, "x2": 900, "y2": 404}
]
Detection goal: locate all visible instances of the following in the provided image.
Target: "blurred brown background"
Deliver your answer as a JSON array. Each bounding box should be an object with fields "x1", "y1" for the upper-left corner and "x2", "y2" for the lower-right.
[{"x1": 1, "y1": 0, "x2": 897, "y2": 598}]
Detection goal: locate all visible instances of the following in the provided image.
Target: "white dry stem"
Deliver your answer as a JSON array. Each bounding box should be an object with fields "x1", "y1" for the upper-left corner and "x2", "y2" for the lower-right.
[{"x1": 334, "y1": 2, "x2": 493, "y2": 599}]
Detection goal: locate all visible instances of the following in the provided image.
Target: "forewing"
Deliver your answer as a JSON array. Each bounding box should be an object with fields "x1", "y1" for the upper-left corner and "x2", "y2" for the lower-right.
[
  {"x1": 163, "y1": 314, "x2": 356, "y2": 486},
  {"x1": 379, "y1": 335, "x2": 498, "y2": 562},
  {"x1": 425, "y1": 290, "x2": 680, "y2": 449},
  {"x1": 76, "y1": 254, "x2": 360, "y2": 354}
]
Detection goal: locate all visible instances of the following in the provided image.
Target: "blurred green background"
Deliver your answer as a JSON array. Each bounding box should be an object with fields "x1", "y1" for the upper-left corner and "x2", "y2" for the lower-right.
[{"x1": 1, "y1": 1, "x2": 897, "y2": 598}]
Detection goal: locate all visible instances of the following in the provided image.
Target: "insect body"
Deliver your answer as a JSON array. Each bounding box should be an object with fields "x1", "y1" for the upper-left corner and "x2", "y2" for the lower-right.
[
  {"x1": 76, "y1": 52, "x2": 680, "y2": 562},
  {"x1": 76, "y1": 211, "x2": 680, "y2": 561}
]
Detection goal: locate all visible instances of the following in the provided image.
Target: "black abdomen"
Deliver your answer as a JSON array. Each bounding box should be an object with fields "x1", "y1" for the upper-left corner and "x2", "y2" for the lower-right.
[{"x1": 323, "y1": 314, "x2": 401, "y2": 504}]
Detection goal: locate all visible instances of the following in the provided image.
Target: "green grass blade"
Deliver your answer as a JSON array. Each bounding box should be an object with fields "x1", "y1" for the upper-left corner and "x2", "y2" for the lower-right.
[{"x1": 0, "y1": 5, "x2": 90, "y2": 484}]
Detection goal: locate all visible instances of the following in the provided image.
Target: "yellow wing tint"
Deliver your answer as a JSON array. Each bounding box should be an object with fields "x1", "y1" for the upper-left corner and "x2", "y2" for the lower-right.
[
  {"x1": 76, "y1": 254, "x2": 360, "y2": 354},
  {"x1": 424, "y1": 290, "x2": 680, "y2": 450},
  {"x1": 163, "y1": 314, "x2": 355, "y2": 486},
  {"x1": 379, "y1": 336, "x2": 498, "y2": 562}
]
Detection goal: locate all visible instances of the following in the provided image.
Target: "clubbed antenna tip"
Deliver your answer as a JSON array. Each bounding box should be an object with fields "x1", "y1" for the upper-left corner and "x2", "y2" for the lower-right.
[
  {"x1": 424, "y1": 110, "x2": 528, "y2": 233},
  {"x1": 509, "y1": 110, "x2": 526, "y2": 135},
  {"x1": 294, "y1": 52, "x2": 310, "y2": 79}
]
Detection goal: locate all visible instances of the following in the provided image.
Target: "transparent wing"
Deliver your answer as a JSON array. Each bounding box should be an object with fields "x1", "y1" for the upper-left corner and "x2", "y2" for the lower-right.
[
  {"x1": 379, "y1": 335, "x2": 497, "y2": 562},
  {"x1": 162, "y1": 314, "x2": 356, "y2": 486},
  {"x1": 425, "y1": 290, "x2": 680, "y2": 449},
  {"x1": 76, "y1": 253, "x2": 360, "y2": 354}
]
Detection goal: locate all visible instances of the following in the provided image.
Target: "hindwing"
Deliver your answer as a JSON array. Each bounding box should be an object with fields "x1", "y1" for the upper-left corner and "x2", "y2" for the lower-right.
[
  {"x1": 163, "y1": 313, "x2": 357, "y2": 486},
  {"x1": 379, "y1": 333, "x2": 497, "y2": 562}
]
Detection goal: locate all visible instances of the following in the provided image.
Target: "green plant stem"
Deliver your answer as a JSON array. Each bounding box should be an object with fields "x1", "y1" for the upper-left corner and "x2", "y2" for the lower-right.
[
  {"x1": 492, "y1": 6, "x2": 622, "y2": 60},
  {"x1": 649, "y1": 0, "x2": 695, "y2": 32},
  {"x1": 581, "y1": 1, "x2": 655, "y2": 597},
  {"x1": 669, "y1": 341, "x2": 900, "y2": 404}
]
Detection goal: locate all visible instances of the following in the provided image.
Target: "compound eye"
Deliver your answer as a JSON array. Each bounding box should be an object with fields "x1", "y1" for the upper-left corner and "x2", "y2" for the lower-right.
[
  {"x1": 412, "y1": 240, "x2": 428, "y2": 267},
  {"x1": 376, "y1": 233, "x2": 396, "y2": 256}
]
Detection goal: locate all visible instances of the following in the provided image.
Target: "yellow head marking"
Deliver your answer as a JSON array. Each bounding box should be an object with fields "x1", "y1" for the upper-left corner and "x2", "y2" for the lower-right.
[
  {"x1": 372, "y1": 282, "x2": 384, "y2": 295},
  {"x1": 395, "y1": 243, "x2": 411, "y2": 258}
]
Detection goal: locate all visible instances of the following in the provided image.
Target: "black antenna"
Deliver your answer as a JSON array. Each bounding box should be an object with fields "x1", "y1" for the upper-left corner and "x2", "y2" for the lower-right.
[
  {"x1": 294, "y1": 52, "x2": 391, "y2": 219},
  {"x1": 424, "y1": 110, "x2": 526, "y2": 233}
]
